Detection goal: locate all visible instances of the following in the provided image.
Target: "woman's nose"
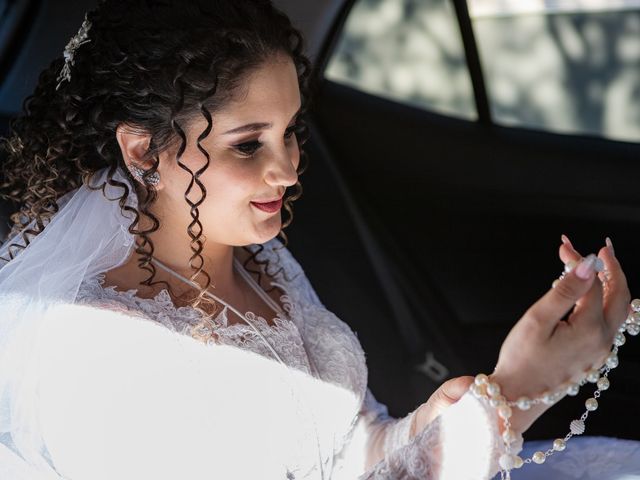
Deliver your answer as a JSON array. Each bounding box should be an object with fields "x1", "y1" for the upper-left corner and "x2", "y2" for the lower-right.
[{"x1": 264, "y1": 147, "x2": 299, "y2": 188}]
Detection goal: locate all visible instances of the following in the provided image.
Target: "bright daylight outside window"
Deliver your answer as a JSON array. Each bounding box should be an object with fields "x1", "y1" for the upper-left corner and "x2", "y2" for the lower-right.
[
  {"x1": 325, "y1": 0, "x2": 477, "y2": 120},
  {"x1": 469, "y1": 0, "x2": 640, "y2": 142}
]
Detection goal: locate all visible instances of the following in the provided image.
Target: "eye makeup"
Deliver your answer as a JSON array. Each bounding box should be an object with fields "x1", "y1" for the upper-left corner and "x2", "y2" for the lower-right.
[{"x1": 232, "y1": 123, "x2": 304, "y2": 157}]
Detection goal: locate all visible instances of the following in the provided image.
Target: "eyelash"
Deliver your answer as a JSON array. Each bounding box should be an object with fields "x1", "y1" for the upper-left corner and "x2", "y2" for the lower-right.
[{"x1": 233, "y1": 123, "x2": 303, "y2": 157}]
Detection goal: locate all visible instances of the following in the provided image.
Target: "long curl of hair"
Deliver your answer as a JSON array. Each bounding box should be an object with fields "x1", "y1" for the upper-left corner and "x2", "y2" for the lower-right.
[{"x1": 0, "y1": 0, "x2": 313, "y2": 322}]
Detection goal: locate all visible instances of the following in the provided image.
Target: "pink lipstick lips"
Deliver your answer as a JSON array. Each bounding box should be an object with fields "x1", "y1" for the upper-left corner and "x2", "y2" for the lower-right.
[{"x1": 250, "y1": 198, "x2": 283, "y2": 213}]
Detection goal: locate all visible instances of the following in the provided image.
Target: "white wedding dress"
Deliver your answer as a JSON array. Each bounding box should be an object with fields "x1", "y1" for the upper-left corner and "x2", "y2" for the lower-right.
[
  {"x1": 0, "y1": 168, "x2": 639, "y2": 479},
  {"x1": 17, "y1": 237, "x2": 508, "y2": 480},
  {"x1": 1, "y1": 237, "x2": 635, "y2": 480}
]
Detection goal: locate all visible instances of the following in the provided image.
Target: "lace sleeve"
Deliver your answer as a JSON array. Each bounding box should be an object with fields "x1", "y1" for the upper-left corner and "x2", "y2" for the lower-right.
[
  {"x1": 262, "y1": 240, "x2": 523, "y2": 478},
  {"x1": 333, "y1": 390, "x2": 523, "y2": 480}
]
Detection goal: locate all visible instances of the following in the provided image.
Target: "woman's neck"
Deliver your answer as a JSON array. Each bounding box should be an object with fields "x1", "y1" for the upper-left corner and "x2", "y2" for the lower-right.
[
  {"x1": 103, "y1": 235, "x2": 246, "y2": 306},
  {"x1": 149, "y1": 236, "x2": 237, "y2": 292}
]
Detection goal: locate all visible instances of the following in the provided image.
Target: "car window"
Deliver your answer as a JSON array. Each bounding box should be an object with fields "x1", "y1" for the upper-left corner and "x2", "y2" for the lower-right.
[
  {"x1": 324, "y1": 0, "x2": 477, "y2": 120},
  {"x1": 469, "y1": 0, "x2": 640, "y2": 142}
]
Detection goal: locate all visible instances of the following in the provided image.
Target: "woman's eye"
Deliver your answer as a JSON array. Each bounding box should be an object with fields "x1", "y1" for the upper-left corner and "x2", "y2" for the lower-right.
[
  {"x1": 233, "y1": 124, "x2": 303, "y2": 156},
  {"x1": 233, "y1": 140, "x2": 262, "y2": 156}
]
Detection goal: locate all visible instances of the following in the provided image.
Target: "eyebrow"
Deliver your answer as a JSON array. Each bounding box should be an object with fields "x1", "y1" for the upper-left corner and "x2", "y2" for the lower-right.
[
  {"x1": 222, "y1": 107, "x2": 302, "y2": 135},
  {"x1": 223, "y1": 122, "x2": 272, "y2": 135}
]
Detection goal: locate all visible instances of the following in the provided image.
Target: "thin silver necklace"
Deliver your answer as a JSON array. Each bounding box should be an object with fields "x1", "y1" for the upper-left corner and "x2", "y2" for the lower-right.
[{"x1": 150, "y1": 256, "x2": 287, "y2": 365}]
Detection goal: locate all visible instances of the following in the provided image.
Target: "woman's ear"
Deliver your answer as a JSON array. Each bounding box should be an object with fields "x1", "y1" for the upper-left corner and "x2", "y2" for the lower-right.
[{"x1": 115, "y1": 123, "x2": 164, "y2": 190}]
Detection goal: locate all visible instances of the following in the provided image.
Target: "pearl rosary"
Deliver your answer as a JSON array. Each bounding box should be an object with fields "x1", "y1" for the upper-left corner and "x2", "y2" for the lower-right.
[{"x1": 469, "y1": 257, "x2": 638, "y2": 479}]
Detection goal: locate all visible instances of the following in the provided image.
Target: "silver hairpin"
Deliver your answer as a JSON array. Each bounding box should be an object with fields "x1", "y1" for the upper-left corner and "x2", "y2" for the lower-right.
[{"x1": 56, "y1": 14, "x2": 92, "y2": 90}]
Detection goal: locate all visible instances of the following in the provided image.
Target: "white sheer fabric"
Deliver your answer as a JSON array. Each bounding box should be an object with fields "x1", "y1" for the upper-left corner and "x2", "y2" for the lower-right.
[{"x1": 0, "y1": 168, "x2": 136, "y2": 479}]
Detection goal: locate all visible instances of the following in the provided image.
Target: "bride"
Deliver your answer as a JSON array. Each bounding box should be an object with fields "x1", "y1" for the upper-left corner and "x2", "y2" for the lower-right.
[{"x1": 1, "y1": 1, "x2": 639, "y2": 479}]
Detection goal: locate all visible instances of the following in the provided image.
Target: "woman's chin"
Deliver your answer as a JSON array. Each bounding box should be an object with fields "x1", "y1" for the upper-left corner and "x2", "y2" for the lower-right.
[{"x1": 252, "y1": 216, "x2": 283, "y2": 244}]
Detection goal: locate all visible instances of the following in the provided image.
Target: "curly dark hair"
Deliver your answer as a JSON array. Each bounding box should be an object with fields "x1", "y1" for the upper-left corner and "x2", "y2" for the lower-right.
[{"x1": 0, "y1": 0, "x2": 313, "y2": 321}]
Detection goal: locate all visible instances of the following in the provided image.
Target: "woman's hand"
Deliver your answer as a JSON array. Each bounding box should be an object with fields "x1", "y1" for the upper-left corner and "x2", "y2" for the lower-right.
[
  {"x1": 491, "y1": 237, "x2": 630, "y2": 435},
  {"x1": 411, "y1": 376, "x2": 474, "y2": 437}
]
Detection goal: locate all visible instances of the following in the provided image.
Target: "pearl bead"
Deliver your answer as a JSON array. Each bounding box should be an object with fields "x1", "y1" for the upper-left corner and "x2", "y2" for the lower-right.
[
  {"x1": 632, "y1": 312, "x2": 640, "y2": 324},
  {"x1": 514, "y1": 455, "x2": 524, "y2": 469},
  {"x1": 498, "y1": 404, "x2": 512, "y2": 419},
  {"x1": 597, "y1": 377, "x2": 610, "y2": 391},
  {"x1": 570, "y1": 419, "x2": 586, "y2": 435},
  {"x1": 470, "y1": 384, "x2": 485, "y2": 398},
  {"x1": 627, "y1": 323, "x2": 640, "y2": 336},
  {"x1": 585, "y1": 398, "x2": 598, "y2": 411},
  {"x1": 552, "y1": 279, "x2": 560, "y2": 289},
  {"x1": 606, "y1": 354, "x2": 619, "y2": 369},
  {"x1": 542, "y1": 391, "x2": 556, "y2": 405},
  {"x1": 502, "y1": 428, "x2": 517, "y2": 444},
  {"x1": 565, "y1": 260, "x2": 578, "y2": 273},
  {"x1": 586, "y1": 369, "x2": 600, "y2": 383},
  {"x1": 486, "y1": 382, "x2": 501, "y2": 397},
  {"x1": 499, "y1": 453, "x2": 516, "y2": 470},
  {"x1": 553, "y1": 438, "x2": 566, "y2": 451},
  {"x1": 632, "y1": 299, "x2": 640, "y2": 312},
  {"x1": 516, "y1": 396, "x2": 531, "y2": 410},
  {"x1": 489, "y1": 396, "x2": 506, "y2": 408},
  {"x1": 566, "y1": 383, "x2": 580, "y2": 396},
  {"x1": 614, "y1": 332, "x2": 626, "y2": 347},
  {"x1": 532, "y1": 451, "x2": 546, "y2": 464},
  {"x1": 475, "y1": 373, "x2": 489, "y2": 385}
]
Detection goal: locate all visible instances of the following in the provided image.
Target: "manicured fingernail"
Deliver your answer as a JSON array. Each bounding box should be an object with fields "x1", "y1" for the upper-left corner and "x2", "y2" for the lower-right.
[
  {"x1": 561, "y1": 234, "x2": 571, "y2": 245},
  {"x1": 575, "y1": 254, "x2": 597, "y2": 279},
  {"x1": 606, "y1": 237, "x2": 615, "y2": 256}
]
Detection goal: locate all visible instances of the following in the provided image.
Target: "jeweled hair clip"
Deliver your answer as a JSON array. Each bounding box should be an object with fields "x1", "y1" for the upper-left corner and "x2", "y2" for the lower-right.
[{"x1": 55, "y1": 14, "x2": 92, "y2": 90}]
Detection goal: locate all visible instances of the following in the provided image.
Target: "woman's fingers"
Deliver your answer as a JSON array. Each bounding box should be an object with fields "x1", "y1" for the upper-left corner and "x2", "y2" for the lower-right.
[
  {"x1": 560, "y1": 234, "x2": 584, "y2": 265},
  {"x1": 598, "y1": 241, "x2": 631, "y2": 332},
  {"x1": 556, "y1": 236, "x2": 629, "y2": 342},
  {"x1": 558, "y1": 235, "x2": 600, "y2": 316},
  {"x1": 439, "y1": 375, "x2": 474, "y2": 403},
  {"x1": 568, "y1": 259, "x2": 603, "y2": 329},
  {"x1": 415, "y1": 376, "x2": 474, "y2": 432},
  {"x1": 525, "y1": 258, "x2": 597, "y2": 336}
]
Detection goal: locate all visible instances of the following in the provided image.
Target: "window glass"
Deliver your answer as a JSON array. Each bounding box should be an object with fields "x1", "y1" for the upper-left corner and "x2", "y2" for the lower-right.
[
  {"x1": 325, "y1": 0, "x2": 477, "y2": 120},
  {"x1": 469, "y1": 0, "x2": 640, "y2": 142}
]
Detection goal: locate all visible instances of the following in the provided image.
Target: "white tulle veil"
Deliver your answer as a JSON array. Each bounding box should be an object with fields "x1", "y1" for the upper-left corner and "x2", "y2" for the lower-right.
[{"x1": 0, "y1": 167, "x2": 138, "y2": 478}]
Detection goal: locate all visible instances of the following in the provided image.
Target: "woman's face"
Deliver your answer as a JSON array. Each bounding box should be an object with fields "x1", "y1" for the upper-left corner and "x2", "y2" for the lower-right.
[{"x1": 155, "y1": 53, "x2": 301, "y2": 248}]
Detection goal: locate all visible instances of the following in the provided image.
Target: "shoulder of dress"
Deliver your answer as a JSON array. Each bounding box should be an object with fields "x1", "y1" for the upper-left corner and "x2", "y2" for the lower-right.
[
  {"x1": 41, "y1": 303, "x2": 171, "y2": 343},
  {"x1": 251, "y1": 238, "x2": 324, "y2": 309},
  {"x1": 38, "y1": 303, "x2": 207, "y2": 382}
]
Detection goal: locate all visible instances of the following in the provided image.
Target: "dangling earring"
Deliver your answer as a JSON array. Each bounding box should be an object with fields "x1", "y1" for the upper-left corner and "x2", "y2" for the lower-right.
[{"x1": 130, "y1": 164, "x2": 160, "y2": 187}]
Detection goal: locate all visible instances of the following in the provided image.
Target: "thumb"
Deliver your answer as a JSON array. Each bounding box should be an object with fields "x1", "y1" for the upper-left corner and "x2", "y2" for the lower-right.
[
  {"x1": 439, "y1": 375, "x2": 474, "y2": 403},
  {"x1": 417, "y1": 376, "x2": 474, "y2": 429},
  {"x1": 525, "y1": 254, "x2": 598, "y2": 334}
]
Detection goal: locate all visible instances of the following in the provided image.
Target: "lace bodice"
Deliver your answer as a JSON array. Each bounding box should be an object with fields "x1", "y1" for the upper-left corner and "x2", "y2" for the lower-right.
[
  {"x1": 76, "y1": 276, "x2": 316, "y2": 376},
  {"x1": 75, "y1": 241, "x2": 369, "y2": 406},
  {"x1": 30, "y1": 238, "x2": 514, "y2": 480}
]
